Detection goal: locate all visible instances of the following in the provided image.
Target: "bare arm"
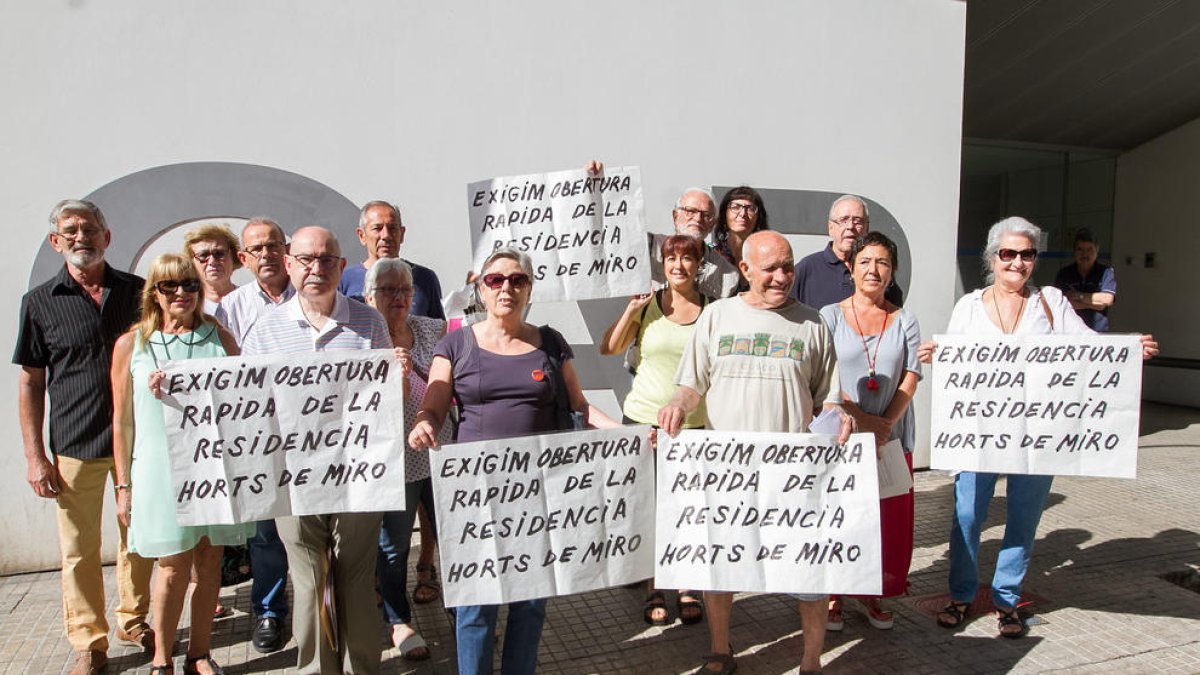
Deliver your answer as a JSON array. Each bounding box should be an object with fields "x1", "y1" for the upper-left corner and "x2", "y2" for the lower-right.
[
  {"x1": 18, "y1": 366, "x2": 57, "y2": 498},
  {"x1": 561, "y1": 359, "x2": 619, "y2": 428},
  {"x1": 408, "y1": 355, "x2": 454, "y2": 449},
  {"x1": 599, "y1": 293, "x2": 652, "y2": 356},
  {"x1": 657, "y1": 385, "x2": 703, "y2": 437},
  {"x1": 216, "y1": 323, "x2": 241, "y2": 357},
  {"x1": 110, "y1": 332, "x2": 136, "y2": 527},
  {"x1": 1068, "y1": 290, "x2": 1115, "y2": 311}
]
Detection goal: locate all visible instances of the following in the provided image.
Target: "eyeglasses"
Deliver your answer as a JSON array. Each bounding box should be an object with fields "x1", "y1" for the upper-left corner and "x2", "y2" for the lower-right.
[
  {"x1": 676, "y1": 206, "x2": 714, "y2": 222},
  {"x1": 193, "y1": 249, "x2": 229, "y2": 263},
  {"x1": 481, "y1": 273, "x2": 531, "y2": 289},
  {"x1": 244, "y1": 241, "x2": 285, "y2": 258},
  {"x1": 154, "y1": 279, "x2": 202, "y2": 294},
  {"x1": 728, "y1": 203, "x2": 759, "y2": 215},
  {"x1": 373, "y1": 285, "x2": 415, "y2": 298},
  {"x1": 997, "y1": 248, "x2": 1038, "y2": 262},
  {"x1": 288, "y1": 254, "x2": 342, "y2": 269},
  {"x1": 55, "y1": 226, "x2": 105, "y2": 241},
  {"x1": 830, "y1": 215, "x2": 868, "y2": 229}
]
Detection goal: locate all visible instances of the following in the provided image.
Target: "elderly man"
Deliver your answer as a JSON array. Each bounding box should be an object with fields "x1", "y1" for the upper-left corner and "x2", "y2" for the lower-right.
[
  {"x1": 338, "y1": 200, "x2": 445, "y2": 318},
  {"x1": 14, "y1": 200, "x2": 155, "y2": 674},
  {"x1": 794, "y1": 194, "x2": 904, "y2": 309},
  {"x1": 648, "y1": 189, "x2": 741, "y2": 299},
  {"x1": 1054, "y1": 228, "x2": 1116, "y2": 331},
  {"x1": 659, "y1": 230, "x2": 852, "y2": 675},
  {"x1": 241, "y1": 226, "x2": 392, "y2": 674},
  {"x1": 214, "y1": 216, "x2": 295, "y2": 653}
]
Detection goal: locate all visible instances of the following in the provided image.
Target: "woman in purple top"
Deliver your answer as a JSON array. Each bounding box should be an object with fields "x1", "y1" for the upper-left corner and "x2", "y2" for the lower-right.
[{"x1": 409, "y1": 248, "x2": 617, "y2": 675}]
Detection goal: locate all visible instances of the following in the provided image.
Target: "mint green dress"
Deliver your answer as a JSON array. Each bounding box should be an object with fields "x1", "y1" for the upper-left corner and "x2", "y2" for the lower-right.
[{"x1": 127, "y1": 324, "x2": 255, "y2": 557}]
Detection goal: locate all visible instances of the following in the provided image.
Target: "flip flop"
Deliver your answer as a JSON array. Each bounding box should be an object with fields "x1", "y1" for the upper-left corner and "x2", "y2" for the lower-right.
[{"x1": 643, "y1": 591, "x2": 670, "y2": 625}]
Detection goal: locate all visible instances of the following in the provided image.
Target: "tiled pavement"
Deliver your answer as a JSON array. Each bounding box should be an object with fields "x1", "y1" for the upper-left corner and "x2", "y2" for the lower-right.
[{"x1": 3, "y1": 402, "x2": 1199, "y2": 674}]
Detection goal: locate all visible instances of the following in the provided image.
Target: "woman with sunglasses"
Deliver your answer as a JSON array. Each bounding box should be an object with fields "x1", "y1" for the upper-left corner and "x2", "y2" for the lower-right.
[
  {"x1": 713, "y1": 186, "x2": 769, "y2": 292},
  {"x1": 111, "y1": 254, "x2": 252, "y2": 674},
  {"x1": 818, "y1": 232, "x2": 920, "y2": 633},
  {"x1": 599, "y1": 233, "x2": 708, "y2": 627},
  {"x1": 918, "y1": 217, "x2": 1157, "y2": 638},
  {"x1": 364, "y1": 257, "x2": 449, "y2": 662},
  {"x1": 183, "y1": 223, "x2": 242, "y2": 315},
  {"x1": 409, "y1": 248, "x2": 617, "y2": 675}
]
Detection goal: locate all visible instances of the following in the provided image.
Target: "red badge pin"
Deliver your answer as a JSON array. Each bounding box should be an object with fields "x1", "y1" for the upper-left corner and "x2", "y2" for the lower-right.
[{"x1": 531, "y1": 369, "x2": 546, "y2": 382}]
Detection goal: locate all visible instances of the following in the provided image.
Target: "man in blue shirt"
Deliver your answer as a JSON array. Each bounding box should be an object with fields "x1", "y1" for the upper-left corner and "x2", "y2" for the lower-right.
[
  {"x1": 793, "y1": 195, "x2": 904, "y2": 309},
  {"x1": 338, "y1": 200, "x2": 444, "y2": 319},
  {"x1": 1054, "y1": 228, "x2": 1116, "y2": 331}
]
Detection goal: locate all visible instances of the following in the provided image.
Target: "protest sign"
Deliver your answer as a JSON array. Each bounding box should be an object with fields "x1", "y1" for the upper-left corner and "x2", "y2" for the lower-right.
[
  {"x1": 160, "y1": 349, "x2": 405, "y2": 525},
  {"x1": 930, "y1": 333, "x2": 1142, "y2": 478},
  {"x1": 655, "y1": 430, "x2": 881, "y2": 596},
  {"x1": 431, "y1": 426, "x2": 654, "y2": 607},
  {"x1": 467, "y1": 166, "x2": 649, "y2": 302}
]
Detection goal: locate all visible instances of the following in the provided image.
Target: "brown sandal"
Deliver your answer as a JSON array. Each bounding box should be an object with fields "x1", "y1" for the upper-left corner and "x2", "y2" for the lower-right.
[
  {"x1": 412, "y1": 563, "x2": 442, "y2": 604},
  {"x1": 936, "y1": 600, "x2": 971, "y2": 628}
]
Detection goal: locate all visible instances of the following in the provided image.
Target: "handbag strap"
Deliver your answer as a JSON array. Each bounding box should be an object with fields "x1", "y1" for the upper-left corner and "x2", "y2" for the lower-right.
[{"x1": 1036, "y1": 287, "x2": 1055, "y2": 332}]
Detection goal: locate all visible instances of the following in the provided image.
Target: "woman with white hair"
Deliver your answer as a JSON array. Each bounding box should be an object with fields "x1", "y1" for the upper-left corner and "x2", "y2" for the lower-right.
[
  {"x1": 410, "y1": 248, "x2": 617, "y2": 675},
  {"x1": 918, "y1": 217, "x2": 1157, "y2": 638},
  {"x1": 364, "y1": 257, "x2": 449, "y2": 661}
]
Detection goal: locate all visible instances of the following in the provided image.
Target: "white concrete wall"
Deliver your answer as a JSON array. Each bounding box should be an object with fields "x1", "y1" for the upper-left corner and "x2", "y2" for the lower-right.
[
  {"x1": 1112, "y1": 115, "x2": 1200, "y2": 407},
  {"x1": 0, "y1": 0, "x2": 966, "y2": 573}
]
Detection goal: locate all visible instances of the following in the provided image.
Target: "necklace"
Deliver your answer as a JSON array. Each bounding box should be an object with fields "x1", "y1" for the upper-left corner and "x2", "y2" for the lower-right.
[
  {"x1": 990, "y1": 287, "x2": 1027, "y2": 334},
  {"x1": 849, "y1": 298, "x2": 890, "y2": 392},
  {"x1": 147, "y1": 324, "x2": 214, "y2": 367}
]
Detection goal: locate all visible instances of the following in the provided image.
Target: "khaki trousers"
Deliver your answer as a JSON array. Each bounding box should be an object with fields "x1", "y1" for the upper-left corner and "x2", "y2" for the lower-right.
[
  {"x1": 55, "y1": 455, "x2": 154, "y2": 651},
  {"x1": 278, "y1": 511, "x2": 383, "y2": 675}
]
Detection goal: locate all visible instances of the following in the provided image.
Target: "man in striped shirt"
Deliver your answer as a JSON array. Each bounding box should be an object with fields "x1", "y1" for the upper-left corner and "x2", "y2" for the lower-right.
[
  {"x1": 241, "y1": 226, "x2": 392, "y2": 675},
  {"x1": 14, "y1": 200, "x2": 155, "y2": 674}
]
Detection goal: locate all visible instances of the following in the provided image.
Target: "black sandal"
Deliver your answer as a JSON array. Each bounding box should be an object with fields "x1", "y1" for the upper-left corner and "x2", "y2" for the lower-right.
[
  {"x1": 936, "y1": 600, "x2": 971, "y2": 628},
  {"x1": 997, "y1": 608, "x2": 1029, "y2": 639},
  {"x1": 643, "y1": 591, "x2": 669, "y2": 625},
  {"x1": 678, "y1": 591, "x2": 705, "y2": 625},
  {"x1": 412, "y1": 563, "x2": 442, "y2": 605},
  {"x1": 694, "y1": 650, "x2": 736, "y2": 675},
  {"x1": 183, "y1": 653, "x2": 225, "y2": 675}
]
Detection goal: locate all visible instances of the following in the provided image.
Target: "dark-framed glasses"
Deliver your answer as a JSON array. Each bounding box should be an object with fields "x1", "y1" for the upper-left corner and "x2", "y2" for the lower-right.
[
  {"x1": 728, "y1": 203, "x2": 759, "y2": 215},
  {"x1": 155, "y1": 279, "x2": 202, "y2": 294},
  {"x1": 676, "y1": 206, "x2": 714, "y2": 222},
  {"x1": 193, "y1": 248, "x2": 229, "y2": 263},
  {"x1": 481, "y1": 273, "x2": 531, "y2": 289},
  {"x1": 244, "y1": 241, "x2": 285, "y2": 257},
  {"x1": 997, "y1": 248, "x2": 1038, "y2": 262}
]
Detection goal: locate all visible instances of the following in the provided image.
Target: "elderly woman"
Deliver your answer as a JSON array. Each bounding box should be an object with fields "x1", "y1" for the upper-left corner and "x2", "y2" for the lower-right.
[
  {"x1": 183, "y1": 223, "x2": 241, "y2": 315},
  {"x1": 364, "y1": 257, "x2": 450, "y2": 661},
  {"x1": 600, "y1": 233, "x2": 708, "y2": 626},
  {"x1": 111, "y1": 254, "x2": 252, "y2": 674},
  {"x1": 409, "y1": 248, "x2": 617, "y2": 675},
  {"x1": 919, "y1": 217, "x2": 1157, "y2": 638},
  {"x1": 819, "y1": 232, "x2": 921, "y2": 632},
  {"x1": 713, "y1": 186, "x2": 769, "y2": 292}
]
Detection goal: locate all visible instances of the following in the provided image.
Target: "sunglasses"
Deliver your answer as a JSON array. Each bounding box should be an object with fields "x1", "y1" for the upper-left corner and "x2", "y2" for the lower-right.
[
  {"x1": 997, "y1": 248, "x2": 1038, "y2": 262},
  {"x1": 155, "y1": 279, "x2": 202, "y2": 294},
  {"x1": 193, "y1": 249, "x2": 229, "y2": 263},
  {"x1": 481, "y1": 273, "x2": 531, "y2": 289}
]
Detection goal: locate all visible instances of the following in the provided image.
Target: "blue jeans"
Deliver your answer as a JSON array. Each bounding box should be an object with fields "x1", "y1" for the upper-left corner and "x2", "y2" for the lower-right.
[
  {"x1": 455, "y1": 600, "x2": 546, "y2": 675},
  {"x1": 948, "y1": 471, "x2": 1054, "y2": 609},
  {"x1": 377, "y1": 478, "x2": 436, "y2": 625},
  {"x1": 247, "y1": 516, "x2": 286, "y2": 619},
  {"x1": 249, "y1": 519, "x2": 289, "y2": 618}
]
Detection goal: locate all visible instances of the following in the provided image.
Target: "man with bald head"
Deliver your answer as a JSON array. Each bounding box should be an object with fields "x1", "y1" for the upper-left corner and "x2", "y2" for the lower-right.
[
  {"x1": 660, "y1": 231, "x2": 852, "y2": 674},
  {"x1": 794, "y1": 194, "x2": 904, "y2": 308},
  {"x1": 648, "y1": 187, "x2": 740, "y2": 299},
  {"x1": 241, "y1": 226, "x2": 392, "y2": 674}
]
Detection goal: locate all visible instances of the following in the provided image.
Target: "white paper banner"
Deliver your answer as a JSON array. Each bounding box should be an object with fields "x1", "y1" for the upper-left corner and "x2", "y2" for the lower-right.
[
  {"x1": 432, "y1": 426, "x2": 655, "y2": 607},
  {"x1": 655, "y1": 430, "x2": 881, "y2": 596},
  {"x1": 467, "y1": 166, "x2": 650, "y2": 302},
  {"x1": 160, "y1": 349, "x2": 405, "y2": 525},
  {"x1": 930, "y1": 334, "x2": 1143, "y2": 478}
]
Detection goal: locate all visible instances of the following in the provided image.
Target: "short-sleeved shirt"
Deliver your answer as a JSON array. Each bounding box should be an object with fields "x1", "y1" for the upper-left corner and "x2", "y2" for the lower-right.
[
  {"x1": 649, "y1": 234, "x2": 740, "y2": 299},
  {"x1": 435, "y1": 325, "x2": 573, "y2": 443},
  {"x1": 241, "y1": 293, "x2": 393, "y2": 356},
  {"x1": 12, "y1": 263, "x2": 144, "y2": 460},
  {"x1": 1053, "y1": 262, "x2": 1116, "y2": 332},
  {"x1": 675, "y1": 295, "x2": 841, "y2": 433},
  {"x1": 338, "y1": 259, "x2": 446, "y2": 320},
  {"x1": 946, "y1": 286, "x2": 1092, "y2": 336},
  {"x1": 402, "y1": 315, "x2": 452, "y2": 482},
  {"x1": 623, "y1": 293, "x2": 707, "y2": 427},
  {"x1": 793, "y1": 242, "x2": 904, "y2": 310},
  {"x1": 215, "y1": 280, "x2": 296, "y2": 345}
]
